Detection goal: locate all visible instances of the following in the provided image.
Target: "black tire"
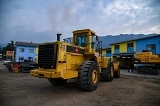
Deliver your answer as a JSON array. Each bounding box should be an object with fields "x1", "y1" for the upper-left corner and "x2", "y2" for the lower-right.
[
  {"x1": 102, "y1": 62, "x2": 114, "y2": 82},
  {"x1": 77, "y1": 61, "x2": 100, "y2": 91},
  {"x1": 101, "y1": 68, "x2": 112, "y2": 82},
  {"x1": 48, "y1": 78, "x2": 67, "y2": 86}
]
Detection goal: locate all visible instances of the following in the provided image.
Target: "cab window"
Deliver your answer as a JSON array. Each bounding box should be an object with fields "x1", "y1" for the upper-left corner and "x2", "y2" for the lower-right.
[{"x1": 76, "y1": 33, "x2": 87, "y2": 47}]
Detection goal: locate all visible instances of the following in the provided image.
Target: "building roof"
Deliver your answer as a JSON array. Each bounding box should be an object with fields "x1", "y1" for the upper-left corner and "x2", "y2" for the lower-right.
[
  {"x1": 15, "y1": 41, "x2": 41, "y2": 47},
  {"x1": 110, "y1": 34, "x2": 160, "y2": 45}
]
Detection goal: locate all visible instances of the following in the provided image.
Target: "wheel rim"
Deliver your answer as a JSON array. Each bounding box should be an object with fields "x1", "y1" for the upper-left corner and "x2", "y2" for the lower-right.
[{"x1": 92, "y1": 70, "x2": 98, "y2": 84}]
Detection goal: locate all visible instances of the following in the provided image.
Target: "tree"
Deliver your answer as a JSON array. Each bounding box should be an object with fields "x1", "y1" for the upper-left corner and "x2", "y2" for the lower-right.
[
  {"x1": 2, "y1": 40, "x2": 15, "y2": 55},
  {"x1": 6, "y1": 40, "x2": 15, "y2": 51},
  {"x1": 0, "y1": 46, "x2": 2, "y2": 53}
]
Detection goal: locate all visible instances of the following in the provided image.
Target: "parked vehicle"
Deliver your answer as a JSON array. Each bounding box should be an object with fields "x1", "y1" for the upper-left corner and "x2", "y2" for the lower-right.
[
  {"x1": 7, "y1": 61, "x2": 38, "y2": 73},
  {"x1": 30, "y1": 29, "x2": 120, "y2": 92},
  {"x1": 4, "y1": 59, "x2": 11, "y2": 65},
  {"x1": 134, "y1": 50, "x2": 160, "y2": 75}
]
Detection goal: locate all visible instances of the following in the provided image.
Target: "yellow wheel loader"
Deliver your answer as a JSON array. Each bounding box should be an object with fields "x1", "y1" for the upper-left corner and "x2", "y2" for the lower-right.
[
  {"x1": 30, "y1": 29, "x2": 120, "y2": 91},
  {"x1": 134, "y1": 50, "x2": 160, "y2": 75}
]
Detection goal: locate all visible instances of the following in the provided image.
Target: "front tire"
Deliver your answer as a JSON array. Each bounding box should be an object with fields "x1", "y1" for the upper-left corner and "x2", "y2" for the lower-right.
[{"x1": 78, "y1": 61, "x2": 100, "y2": 91}]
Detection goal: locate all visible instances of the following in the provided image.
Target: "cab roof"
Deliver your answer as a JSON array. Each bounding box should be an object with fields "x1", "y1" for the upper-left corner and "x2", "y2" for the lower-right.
[{"x1": 73, "y1": 29, "x2": 95, "y2": 34}]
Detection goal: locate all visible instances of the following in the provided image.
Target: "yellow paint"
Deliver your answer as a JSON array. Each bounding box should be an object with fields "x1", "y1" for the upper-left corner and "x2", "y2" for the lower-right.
[
  {"x1": 111, "y1": 46, "x2": 114, "y2": 53},
  {"x1": 36, "y1": 47, "x2": 38, "y2": 54},
  {"x1": 30, "y1": 69, "x2": 79, "y2": 79},
  {"x1": 103, "y1": 58, "x2": 108, "y2": 68},
  {"x1": 134, "y1": 51, "x2": 160, "y2": 62},
  {"x1": 61, "y1": 52, "x2": 65, "y2": 59},
  {"x1": 120, "y1": 43, "x2": 127, "y2": 52},
  {"x1": 35, "y1": 47, "x2": 39, "y2": 63},
  {"x1": 111, "y1": 41, "x2": 136, "y2": 53},
  {"x1": 112, "y1": 61, "x2": 119, "y2": 72},
  {"x1": 102, "y1": 49, "x2": 106, "y2": 55},
  {"x1": 92, "y1": 70, "x2": 98, "y2": 84},
  {"x1": 35, "y1": 56, "x2": 38, "y2": 63},
  {"x1": 134, "y1": 41, "x2": 136, "y2": 51}
]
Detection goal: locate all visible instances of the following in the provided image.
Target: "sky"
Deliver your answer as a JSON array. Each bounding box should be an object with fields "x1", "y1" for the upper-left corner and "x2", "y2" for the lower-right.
[{"x1": 0, "y1": 0, "x2": 160, "y2": 44}]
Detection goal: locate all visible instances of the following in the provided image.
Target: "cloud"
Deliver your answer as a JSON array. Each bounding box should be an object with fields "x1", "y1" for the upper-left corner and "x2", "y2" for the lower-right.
[
  {"x1": 0, "y1": 0, "x2": 160, "y2": 44},
  {"x1": 95, "y1": 0, "x2": 160, "y2": 34},
  {"x1": 46, "y1": 0, "x2": 86, "y2": 35}
]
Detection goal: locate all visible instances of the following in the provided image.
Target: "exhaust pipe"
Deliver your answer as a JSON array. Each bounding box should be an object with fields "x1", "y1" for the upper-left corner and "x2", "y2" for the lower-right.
[{"x1": 57, "y1": 33, "x2": 62, "y2": 41}]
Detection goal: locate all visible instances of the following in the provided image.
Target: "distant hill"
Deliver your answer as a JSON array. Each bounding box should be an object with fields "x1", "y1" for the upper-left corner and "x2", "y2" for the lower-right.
[{"x1": 0, "y1": 44, "x2": 6, "y2": 48}]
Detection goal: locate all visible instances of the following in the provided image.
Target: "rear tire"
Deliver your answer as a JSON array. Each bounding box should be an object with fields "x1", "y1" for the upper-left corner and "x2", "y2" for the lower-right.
[
  {"x1": 48, "y1": 78, "x2": 67, "y2": 85},
  {"x1": 77, "y1": 61, "x2": 100, "y2": 91},
  {"x1": 101, "y1": 68, "x2": 112, "y2": 82},
  {"x1": 102, "y1": 62, "x2": 114, "y2": 82}
]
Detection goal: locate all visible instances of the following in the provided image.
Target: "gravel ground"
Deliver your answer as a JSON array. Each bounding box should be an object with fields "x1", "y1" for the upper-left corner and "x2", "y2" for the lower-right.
[{"x1": 0, "y1": 61, "x2": 160, "y2": 106}]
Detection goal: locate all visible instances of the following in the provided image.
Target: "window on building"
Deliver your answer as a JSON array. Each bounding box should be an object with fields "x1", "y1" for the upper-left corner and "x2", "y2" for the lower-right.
[
  {"x1": 29, "y1": 49, "x2": 34, "y2": 53},
  {"x1": 19, "y1": 56, "x2": 24, "y2": 61},
  {"x1": 146, "y1": 44, "x2": 156, "y2": 54},
  {"x1": 146, "y1": 44, "x2": 156, "y2": 50},
  {"x1": 19, "y1": 48, "x2": 24, "y2": 52},
  {"x1": 127, "y1": 43, "x2": 133, "y2": 47},
  {"x1": 127, "y1": 42, "x2": 134, "y2": 52},
  {"x1": 28, "y1": 57, "x2": 33, "y2": 62},
  {"x1": 114, "y1": 45, "x2": 119, "y2": 53},
  {"x1": 115, "y1": 45, "x2": 119, "y2": 49},
  {"x1": 106, "y1": 49, "x2": 111, "y2": 57},
  {"x1": 106, "y1": 49, "x2": 111, "y2": 53}
]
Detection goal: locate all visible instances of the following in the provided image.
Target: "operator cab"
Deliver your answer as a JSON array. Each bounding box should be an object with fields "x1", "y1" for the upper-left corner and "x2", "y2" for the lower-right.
[{"x1": 73, "y1": 29, "x2": 98, "y2": 52}]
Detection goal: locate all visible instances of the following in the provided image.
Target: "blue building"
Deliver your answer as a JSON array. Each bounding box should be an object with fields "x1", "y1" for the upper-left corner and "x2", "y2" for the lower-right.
[
  {"x1": 15, "y1": 41, "x2": 40, "y2": 62},
  {"x1": 136, "y1": 35, "x2": 160, "y2": 55},
  {"x1": 103, "y1": 34, "x2": 160, "y2": 69}
]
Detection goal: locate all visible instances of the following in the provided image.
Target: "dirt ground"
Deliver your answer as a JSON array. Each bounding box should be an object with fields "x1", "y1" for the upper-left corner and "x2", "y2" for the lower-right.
[{"x1": 0, "y1": 61, "x2": 160, "y2": 106}]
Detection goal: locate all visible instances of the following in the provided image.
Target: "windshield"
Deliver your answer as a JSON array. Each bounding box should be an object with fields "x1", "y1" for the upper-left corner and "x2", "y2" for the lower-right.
[{"x1": 76, "y1": 33, "x2": 87, "y2": 47}]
